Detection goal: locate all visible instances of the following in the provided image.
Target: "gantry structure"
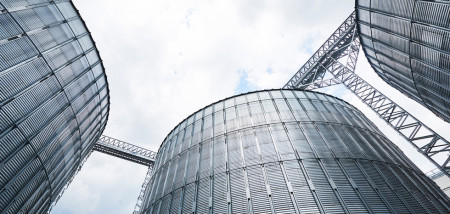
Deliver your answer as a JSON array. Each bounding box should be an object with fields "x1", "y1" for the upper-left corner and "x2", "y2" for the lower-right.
[
  {"x1": 284, "y1": 11, "x2": 450, "y2": 178},
  {"x1": 49, "y1": 10, "x2": 449, "y2": 214}
]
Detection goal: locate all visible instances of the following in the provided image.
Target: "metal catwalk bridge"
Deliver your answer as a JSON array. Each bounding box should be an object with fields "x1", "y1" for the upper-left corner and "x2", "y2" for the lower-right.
[{"x1": 94, "y1": 135, "x2": 157, "y2": 166}]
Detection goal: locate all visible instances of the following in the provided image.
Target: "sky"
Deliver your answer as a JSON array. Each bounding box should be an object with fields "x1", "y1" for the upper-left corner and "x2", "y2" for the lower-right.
[{"x1": 52, "y1": 0, "x2": 450, "y2": 213}]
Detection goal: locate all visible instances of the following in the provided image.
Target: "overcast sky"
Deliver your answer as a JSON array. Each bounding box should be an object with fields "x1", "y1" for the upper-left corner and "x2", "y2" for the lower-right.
[{"x1": 52, "y1": 0, "x2": 450, "y2": 213}]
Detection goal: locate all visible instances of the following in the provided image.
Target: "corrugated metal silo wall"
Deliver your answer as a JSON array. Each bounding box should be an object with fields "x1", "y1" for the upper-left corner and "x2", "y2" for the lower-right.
[
  {"x1": 0, "y1": 1, "x2": 109, "y2": 213},
  {"x1": 142, "y1": 89, "x2": 450, "y2": 213},
  {"x1": 356, "y1": 0, "x2": 450, "y2": 122}
]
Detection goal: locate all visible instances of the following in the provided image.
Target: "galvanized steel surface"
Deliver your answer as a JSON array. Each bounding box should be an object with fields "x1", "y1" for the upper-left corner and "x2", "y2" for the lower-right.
[
  {"x1": 356, "y1": 0, "x2": 450, "y2": 122},
  {"x1": 0, "y1": 1, "x2": 109, "y2": 213},
  {"x1": 141, "y1": 90, "x2": 450, "y2": 213}
]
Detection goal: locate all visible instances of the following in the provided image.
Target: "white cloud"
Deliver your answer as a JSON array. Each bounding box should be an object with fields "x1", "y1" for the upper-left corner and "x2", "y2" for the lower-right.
[
  {"x1": 53, "y1": 153, "x2": 148, "y2": 214},
  {"x1": 52, "y1": 177, "x2": 100, "y2": 214},
  {"x1": 73, "y1": 0, "x2": 355, "y2": 149}
]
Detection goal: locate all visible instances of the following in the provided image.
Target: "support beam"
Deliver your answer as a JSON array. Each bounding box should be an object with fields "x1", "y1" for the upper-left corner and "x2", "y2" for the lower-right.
[
  {"x1": 330, "y1": 63, "x2": 450, "y2": 177},
  {"x1": 302, "y1": 78, "x2": 341, "y2": 90},
  {"x1": 93, "y1": 135, "x2": 156, "y2": 166},
  {"x1": 284, "y1": 11, "x2": 357, "y2": 89},
  {"x1": 284, "y1": 10, "x2": 450, "y2": 177}
]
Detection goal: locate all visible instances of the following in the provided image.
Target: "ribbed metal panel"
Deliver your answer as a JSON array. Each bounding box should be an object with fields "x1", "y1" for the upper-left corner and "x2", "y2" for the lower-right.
[
  {"x1": 356, "y1": 0, "x2": 450, "y2": 122},
  {"x1": 141, "y1": 89, "x2": 450, "y2": 213},
  {"x1": 0, "y1": 1, "x2": 109, "y2": 213}
]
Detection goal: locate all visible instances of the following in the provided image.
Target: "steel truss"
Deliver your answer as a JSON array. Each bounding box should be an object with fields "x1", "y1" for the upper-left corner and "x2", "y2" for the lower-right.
[
  {"x1": 94, "y1": 135, "x2": 157, "y2": 166},
  {"x1": 284, "y1": 11, "x2": 450, "y2": 177},
  {"x1": 284, "y1": 11, "x2": 358, "y2": 90}
]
